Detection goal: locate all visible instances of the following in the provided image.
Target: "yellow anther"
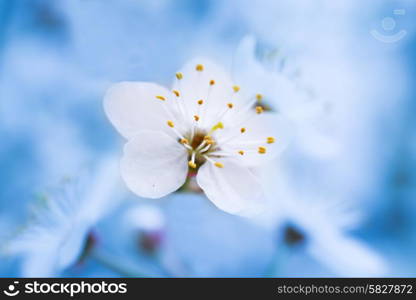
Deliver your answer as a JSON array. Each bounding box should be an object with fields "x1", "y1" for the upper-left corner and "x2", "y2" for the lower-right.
[
  {"x1": 255, "y1": 106, "x2": 264, "y2": 114},
  {"x1": 214, "y1": 162, "x2": 224, "y2": 168},
  {"x1": 180, "y1": 138, "x2": 189, "y2": 145},
  {"x1": 194, "y1": 115, "x2": 200, "y2": 121},
  {"x1": 156, "y1": 95, "x2": 166, "y2": 101},
  {"x1": 197, "y1": 99, "x2": 204, "y2": 105},
  {"x1": 233, "y1": 85, "x2": 240, "y2": 92},
  {"x1": 267, "y1": 137, "x2": 275, "y2": 144},
  {"x1": 258, "y1": 146, "x2": 266, "y2": 154},
  {"x1": 209, "y1": 79, "x2": 215, "y2": 85},
  {"x1": 204, "y1": 136, "x2": 214, "y2": 145},
  {"x1": 172, "y1": 90, "x2": 180, "y2": 97},
  {"x1": 211, "y1": 122, "x2": 224, "y2": 131},
  {"x1": 196, "y1": 64, "x2": 204, "y2": 71},
  {"x1": 167, "y1": 120, "x2": 175, "y2": 128},
  {"x1": 238, "y1": 150, "x2": 245, "y2": 155},
  {"x1": 240, "y1": 127, "x2": 246, "y2": 133},
  {"x1": 227, "y1": 102, "x2": 234, "y2": 109},
  {"x1": 176, "y1": 72, "x2": 183, "y2": 80},
  {"x1": 188, "y1": 161, "x2": 197, "y2": 169},
  {"x1": 256, "y1": 93, "x2": 263, "y2": 102}
]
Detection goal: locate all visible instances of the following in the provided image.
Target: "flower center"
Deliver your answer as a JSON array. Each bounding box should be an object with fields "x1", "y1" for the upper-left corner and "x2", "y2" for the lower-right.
[
  {"x1": 155, "y1": 63, "x2": 278, "y2": 170},
  {"x1": 179, "y1": 130, "x2": 221, "y2": 170}
]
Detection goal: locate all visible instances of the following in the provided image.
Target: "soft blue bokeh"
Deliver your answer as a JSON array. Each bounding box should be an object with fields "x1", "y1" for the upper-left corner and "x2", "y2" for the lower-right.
[{"x1": 0, "y1": 0, "x2": 415, "y2": 277}]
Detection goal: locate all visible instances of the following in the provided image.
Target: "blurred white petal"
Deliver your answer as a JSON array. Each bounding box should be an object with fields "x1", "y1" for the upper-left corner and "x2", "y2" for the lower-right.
[{"x1": 309, "y1": 234, "x2": 387, "y2": 277}]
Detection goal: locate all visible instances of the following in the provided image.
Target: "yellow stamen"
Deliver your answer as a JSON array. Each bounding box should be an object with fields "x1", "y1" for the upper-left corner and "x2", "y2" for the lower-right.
[
  {"x1": 255, "y1": 106, "x2": 264, "y2": 114},
  {"x1": 211, "y1": 122, "x2": 224, "y2": 131},
  {"x1": 167, "y1": 120, "x2": 175, "y2": 128},
  {"x1": 267, "y1": 137, "x2": 275, "y2": 144},
  {"x1": 240, "y1": 127, "x2": 246, "y2": 133},
  {"x1": 233, "y1": 85, "x2": 240, "y2": 92},
  {"x1": 258, "y1": 146, "x2": 266, "y2": 154},
  {"x1": 256, "y1": 93, "x2": 263, "y2": 102},
  {"x1": 238, "y1": 150, "x2": 245, "y2": 155},
  {"x1": 227, "y1": 102, "x2": 234, "y2": 109},
  {"x1": 188, "y1": 161, "x2": 197, "y2": 169},
  {"x1": 194, "y1": 115, "x2": 200, "y2": 121},
  {"x1": 172, "y1": 90, "x2": 180, "y2": 97},
  {"x1": 176, "y1": 72, "x2": 183, "y2": 80},
  {"x1": 209, "y1": 79, "x2": 215, "y2": 85},
  {"x1": 214, "y1": 162, "x2": 224, "y2": 168},
  {"x1": 197, "y1": 99, "x2": 204, "y2": 105},
  {"x1": 196, "y1": 64, "x2": 204, "y2": 71},
  {"x1": 156, "y1": 95, "x2": 166, "y2": 101},
  {"x1": 204, "y1": 136, "x2": 214, "y2": 145},
  {"x1": 180, "y1": 138, "x2": 189, "y2": 145}
]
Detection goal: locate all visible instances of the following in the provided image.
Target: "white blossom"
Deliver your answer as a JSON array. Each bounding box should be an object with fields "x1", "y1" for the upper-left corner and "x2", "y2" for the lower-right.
[
  {"x1": 5, "y1": 157, "x2": 121, "y2": 277},
  {"x1": 280, "y1": 195, "x2": 387, "y2": 277},
  {"x1": 104, "y1": 59, "x2": 291, "y2": 216},
  {"x1": 233, "y1": 36, "x2": 340, "y2": 159}
]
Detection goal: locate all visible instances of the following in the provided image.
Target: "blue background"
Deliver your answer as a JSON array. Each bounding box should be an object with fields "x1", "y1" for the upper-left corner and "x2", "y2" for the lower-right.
[{"x1": 0, "y1": 0, "x2": 415, "y2": 277}]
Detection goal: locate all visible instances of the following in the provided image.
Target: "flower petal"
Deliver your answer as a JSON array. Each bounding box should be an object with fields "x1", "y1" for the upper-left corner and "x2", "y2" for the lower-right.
[
  {"x1": 196, "y1": 158, "x2": 265, "y2": 216},
  {"x1": 219, "y1": 113, "x2": 293, "y2": 167},
  {"x1": 121, "y1": 130, "x2": 188, "y2": 198},
  {"x1": 172, "y1": 58, "x2": 240, "y2": 129},
  {"x1": 104, "y1": 82, "x2": 173, "y2": 139},
  {"x1": 233, "y1": 36, "x2": 313, "y2": 118},
  {"x1": 308, "y1": 234, "x2": 387, "y2": 277},
  {"x1": 233, "y1": 35, "x2": 276, "y2": 99}
]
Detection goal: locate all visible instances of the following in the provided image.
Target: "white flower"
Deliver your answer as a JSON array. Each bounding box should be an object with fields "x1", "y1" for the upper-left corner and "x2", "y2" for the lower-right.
[
  {"x1": 5, "y1": 157, "x2": 121, "y2": 277},
  {"x1": 104, "y1": 59, "x2": 290, "y2": 216},
  {"x1": 278, "y1": 194, "x2": 387, "y2": 277},
  {"x1": 233, "y1": 36, "x2": 340, "y2": 159}
]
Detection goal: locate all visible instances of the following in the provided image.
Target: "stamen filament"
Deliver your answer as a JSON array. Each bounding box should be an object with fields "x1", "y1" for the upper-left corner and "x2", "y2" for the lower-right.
[
  {"x1": 170, "y1": 89, "x2": 189, "y2": 124},
  {"x1": 229, "y1": 138, "x2": 275, "y2": 146},
  {"x1": 209, "y1": 104, "x2": 232, "y2": 129},
  {"x1": 160, "y1": 102, "x2": 179, "y2": 124},
  {"x1": 199, "y1": 78, "x2": 217, "y2": 128},
  {"x1": 166, "y1": 120, "x2": 188, "y2": 143},
  {"x1": 238, "y1": 95, "x2": 258, "y2": 115},
  {"x1": 207, "y1": 151, "x2": 233, "y2": 157},
  {"x1": 203, "y1": 155, "x2": 224, "y2": 168},
  {"x1": 199, "y1": 143, "x2": 212, "y2": 153},
  {"x1": 188, "y1": 151, "x2": 197, "y2": 168},
  {"x1": 195, "y1": 140, "x2": 207, "y2": 152}
]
